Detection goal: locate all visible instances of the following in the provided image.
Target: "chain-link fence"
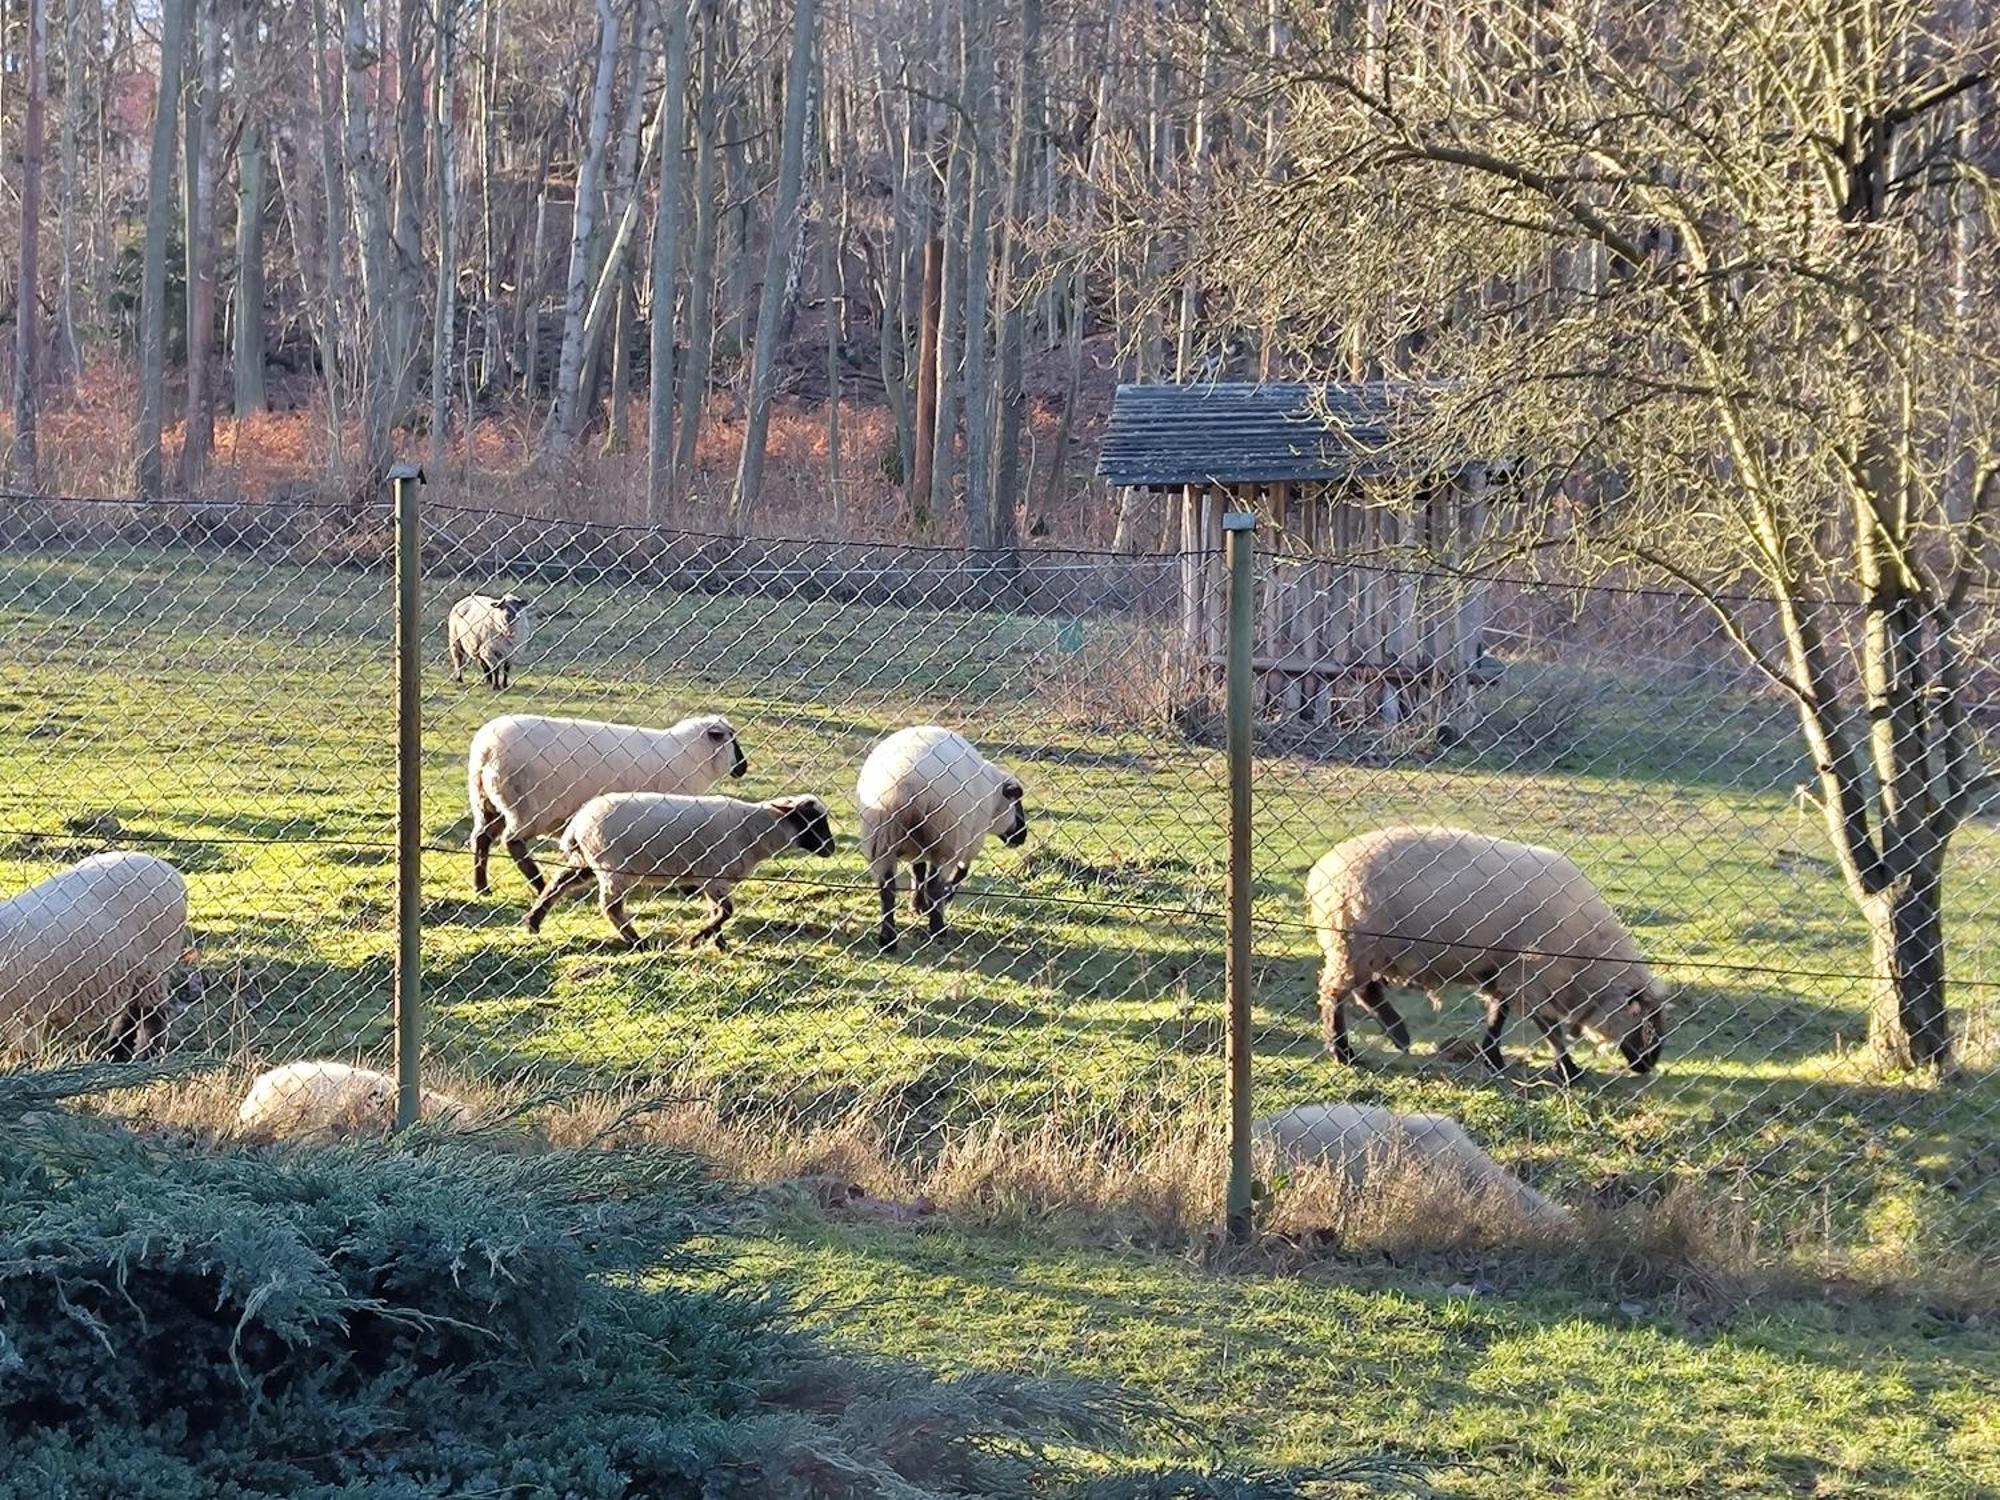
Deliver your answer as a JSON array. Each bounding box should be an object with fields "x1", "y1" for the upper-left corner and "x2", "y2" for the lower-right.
[{"x1": 1, "y1": 486, "x2": 1994, "y2": 1268}]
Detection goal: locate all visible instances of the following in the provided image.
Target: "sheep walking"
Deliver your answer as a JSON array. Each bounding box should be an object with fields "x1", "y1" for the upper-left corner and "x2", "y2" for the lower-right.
[
  {"x1": 447, "y1": 593, "x2": 531, "y2": 688},
  {"x1": 0, "y1": 852, "x2": 195, "y2": 1060},
  {"x1": 1256, "y1": 1102, "x2": 1572, "y2": 1236},
  {"x1": 237, "y1": 1061, "x2": 465, "y2": 1143},
  {"x1": 466, "y1": 712, "x2": 750, "y2": 895},
  {"x1": 1306, "y1": 826, "x2": 1667, "y2": 1081},
  {"x1": 525, "y1": 792, "x2": 836, "y2": 948},
  {"x1": 855, "y1": 726, "x2": 1027, "y2": 950}
]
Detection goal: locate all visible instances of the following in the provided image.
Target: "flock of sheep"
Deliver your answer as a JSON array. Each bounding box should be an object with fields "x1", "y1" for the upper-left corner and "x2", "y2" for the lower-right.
[{"x1": 0, "y1": 586, "x2": 1671, "y2": 1150}]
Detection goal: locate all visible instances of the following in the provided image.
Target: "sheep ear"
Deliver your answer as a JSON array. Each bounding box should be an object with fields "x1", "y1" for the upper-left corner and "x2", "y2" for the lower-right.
[
  {"x1": 706, "y1": 723, "x2": 730, "y2": 741},
  {"x1": 1001, "y1": 779, "x2": 1024, "y2": 802}
]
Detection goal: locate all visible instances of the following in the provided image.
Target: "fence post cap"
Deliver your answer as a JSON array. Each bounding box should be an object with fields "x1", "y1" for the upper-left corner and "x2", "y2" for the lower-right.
[
  {"x1": 387, "y1": 463, "x2": 427, "y2": 484},
  {"x1": 1222, "y1": 511, "x2": 1257, "y2": 531}
]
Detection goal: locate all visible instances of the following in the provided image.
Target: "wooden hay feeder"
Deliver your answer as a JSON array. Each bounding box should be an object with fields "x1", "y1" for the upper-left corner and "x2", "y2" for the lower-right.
[{"x1": 1097, "y1": 381, "x2": 1495, "y2": 727}]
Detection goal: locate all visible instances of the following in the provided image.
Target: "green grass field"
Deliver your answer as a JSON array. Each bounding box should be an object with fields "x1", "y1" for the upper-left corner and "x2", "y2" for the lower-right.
[{"x1": 2, "y1": 536, "x2": 1996, "y2": 1494}]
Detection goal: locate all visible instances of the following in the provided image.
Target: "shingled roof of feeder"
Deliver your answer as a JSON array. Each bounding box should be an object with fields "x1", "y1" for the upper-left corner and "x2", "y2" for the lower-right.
[{"x1": 1096, "y1": 381, "x2": 1450, "y2": 488}]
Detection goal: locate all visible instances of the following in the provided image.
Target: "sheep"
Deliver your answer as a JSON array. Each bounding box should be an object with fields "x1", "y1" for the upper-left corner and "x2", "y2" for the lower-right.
[
  {"x1": 0, "y1": 852, "x2": 195, "y2": 1060},
  {"x1": 525, "y1": 792, "x2": 836, "y2": 949},
  {"x1": 855, "y1": 726, "x2": 1027, "y2": 951},
  {"x1": 1256, "y1": 1101, "x2": 1573, "y2": 1236},
  {"x1": 446, "y1": 592, "x2": 532, "y2": 688},
  {"x1": 467, "y1": 712, "x2": 750, "y2": 895},
  {"x1": 236, "y1": 1061, "x2": 466, "y2": 1143},
  {"x1": 1306, "y1": 825, "x2": 1668, "y2": 1082}
]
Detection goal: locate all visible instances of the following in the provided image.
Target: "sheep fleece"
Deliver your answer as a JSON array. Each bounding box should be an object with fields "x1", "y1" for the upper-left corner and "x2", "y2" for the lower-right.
[{"x1": 0, "y1": 853, "x2": 187, "y2": 1048}]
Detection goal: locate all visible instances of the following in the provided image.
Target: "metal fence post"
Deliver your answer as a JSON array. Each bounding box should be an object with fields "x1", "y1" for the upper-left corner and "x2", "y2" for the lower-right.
[
  {"x1": 1223, "y1": 508, "x2": 1256, "y2": 1243},
  {"x1": 391, "y1": 462, "x2": 427, "y2": 1130}
]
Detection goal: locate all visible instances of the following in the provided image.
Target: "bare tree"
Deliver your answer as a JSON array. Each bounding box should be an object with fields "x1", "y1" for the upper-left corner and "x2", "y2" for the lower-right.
[
  {"x1": 726, "y1": 0, "x2": 818, "y2": 532},
  {"x1": 9, "y1": 0, "x2": 48, "y2": 488},
  {"x1": 551, "y1": 0, "x2": 623, "y2": 450},
  {"x1": 960, "y1": 0, "x2": 995, "y2": 555},
  {"x1": 646, "y1": 0, "x2": 693, "y2": 517},
  {"x1": 428, "y1": 0, "x2": 460, "y2": 467},
  {"x1": 177, "y1": 0, "x2": 220, "y2": 488},
  {"x1": 1211, "y1": 0, "x2": 1999, "y2": 1070},
  {"x1": 134, "y1": 0, "x2": 192, "y2": 497}
]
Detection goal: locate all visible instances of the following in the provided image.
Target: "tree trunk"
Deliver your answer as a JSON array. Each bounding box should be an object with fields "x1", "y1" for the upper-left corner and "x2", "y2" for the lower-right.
[
  {"x1": 342, "y1": 0, "x2": 397, "y2": 483},
  {"x1": 990, "y1": 0, "x2": 1039, "y2": 564},
  {"x1": 520, "y1": 189, "x2": 547, "y2": 401},
  {"x1": 960, "y1": 0, "x2": 995, "y2": 557},
  {"x1": 551, "y1": 0, "x2": 622, "y2": 450},
  {"x1": 726, "y1": 0, "x2": 819, "y2": 533},
  {"x1": 909, "y1": 234, "x2": 941, "y2": 524},
  {"x1": 645, "y1": 0, "x2": 692, "y2": 518},
  {"x1": 386, "y1": 0, "x2": 427, "y2": 422},
  {"x1": 55, "y1": 0, "x2": 81, "y2": 388},
  {"x1": 233, "y1": 116, "x2": 268, "y2": 415},
  {"x1": 818, "y1": 76, "x2": 843, "y2": 527},
  {"x1": 177, "y1": 0, "x2": 220, "y2": 488},
  {"x1": 134, "y1": 0, "x2": 190, "y2": 497},
  {"x1": 428, "y1": 1, "x2": 458, "y2": 468},
  {"x1": 927, "y1": 99, "x2": 968, "y2": 524},
  {"x1": 9, "y1": 0, "x2": 47, "y2": 488},
  {"x1": 671, "y1": 0, "x2": 720, "y2": 497},
  {"x1": 306, "y1": 0, "x2": 350, "y2": 471},
  {"x1": 1865, "y1": 862, "x2": 1952, "y2": 1071}
]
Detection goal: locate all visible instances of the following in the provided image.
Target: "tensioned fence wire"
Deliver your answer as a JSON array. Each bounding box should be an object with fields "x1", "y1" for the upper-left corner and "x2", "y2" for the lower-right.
[{"x1": 0, "y1": 488, "x2": 1994, "y2": 1263}]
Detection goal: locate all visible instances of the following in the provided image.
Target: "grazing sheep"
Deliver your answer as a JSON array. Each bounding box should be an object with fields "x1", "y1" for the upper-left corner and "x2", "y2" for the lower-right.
[
  {"x1": 1256, "y1": 1101, "x2": 1572, "y2": 1235},
  {"x1": 1306, "y1": 826, "x2": 1667, "y2": 1082},
  {"x1": 0, "y1": 852, "x2": 194, "y2": 1060},
  {"x1": 525, "y1": 792, "x2": 836, "y2": 949},
  {"x1": 447, "y1": 592, "x2": 532, "y2": 688},
  {"x1": 467, "y1": 712, "x2": 750, "y2": 895},
  {"x1": 237, "y1": 1061, "x2": 465, "y2": 1142},
  {"x1": 855, "y1": 726, "x2": 1027, "y2": 950}
]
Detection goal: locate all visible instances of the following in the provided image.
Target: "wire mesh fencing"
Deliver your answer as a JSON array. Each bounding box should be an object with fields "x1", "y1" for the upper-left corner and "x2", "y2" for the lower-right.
[{"x1": 0, "y1": 485, "x2": 1994, "y2": 1269}]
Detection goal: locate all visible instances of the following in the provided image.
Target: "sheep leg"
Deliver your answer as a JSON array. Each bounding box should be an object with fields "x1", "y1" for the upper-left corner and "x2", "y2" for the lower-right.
[
  {"x1": 925, "y1": 866, "x2": 950, "y2": 936},
  {"x1": 1478, "y1": 990, "x2": 1511, "y2": 1073},
  {"x1": 1318, "y1": 972, "x2": 1356, "y2": 1064},
  {"x1": 449, "y1": 639, "x2": 465, "y2": 682},
  {"x1": 1352, "y1": 979, "x2": 1412, "y2": 1052},
  {"x1": 876, "y1": 872, "x2": 899, "y2": 950},
  {"x1": 505, "y1": 837, "x2": 546, "y2": 894},
  {"x1": 687, "y1": 889, "x2": 735, "y2": 950},
  {"x1": 1531, "y1": 1013, "x2": 1586, "y2": 1084},
  {"x1": 602, "y1": 894, "x2": 648, "y2": 949},
  {"x1": 471, "y1": 824, "x2": 496, "y2": 895},
  {"x1": 911, "y1": 859, "x2": 933, "y2": 917},
  {"x1": 524, "y1": 865, "x2": 594, "y2": 933}
]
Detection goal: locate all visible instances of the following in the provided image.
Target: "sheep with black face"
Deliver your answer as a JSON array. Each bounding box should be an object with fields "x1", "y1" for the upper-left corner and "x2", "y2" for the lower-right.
[{"x1": 446, "y1": 592, "x2": 532, "y2": 688}]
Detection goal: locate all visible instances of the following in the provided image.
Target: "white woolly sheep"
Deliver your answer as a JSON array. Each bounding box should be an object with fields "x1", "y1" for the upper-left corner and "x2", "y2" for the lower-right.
[
  {"x1": 1306, "y1": 825, "x2": 1668, "y2": 1081},
  {"x1": 447, "y1": 592, "x2": 532, "y2": 688},
  {"x1": 0, "y1": 852, "x2": 194, "y2": 1060},
  {"x1": 525, "y1": 792, "x2": 836, "y2": 948},
  {"x1": 236, "y1": 1061, "x2": 466, "y2": 1142},
  {"x1": 467, "y1": 712, "x2": 750, "y2": 895},
  {"x1": 856, "y1": 726, "x2": 1026, "y2": 950},
  {"x1": 1256, "y1": 1101, "x2": 1573, "y2": 1235}
]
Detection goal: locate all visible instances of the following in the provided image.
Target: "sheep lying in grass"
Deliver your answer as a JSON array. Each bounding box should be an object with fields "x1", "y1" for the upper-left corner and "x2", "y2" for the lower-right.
[
  {"x1": 467, "y1": 712, "x2": 750, "y2": 895},
  {"x1": 525, "y1": 792, "x2": 836, "y2": 949},
  {"x1": 1257, "y1": 1101, "x2": 1573, "y2": 1238},
  {"x1": 856, "y1": 726, "x2": 1027, "y2": 950},
  {"x1": 237, "y1": 1061, "x2": 466, "y2": 1142},
  {"x1": 0, "y1": 852, "x2": 196, "y2": 1060},
  {"x1": 447, "y1": 593, "x2": 532, "y2": 688},
  {"x1": 1307, "y1": 825, "x2": 1667, "y2": 1082}
]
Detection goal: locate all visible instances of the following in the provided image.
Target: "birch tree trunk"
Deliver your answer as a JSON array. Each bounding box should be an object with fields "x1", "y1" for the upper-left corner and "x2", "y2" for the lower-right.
[
  {"x1": 671, "y1": 0, "x2": 720, "y2": 495},
  {"x1": 134, "y1": 0, "x2": 190, "y2": 497},
  {"x1": 926, "y1": 82, "x2": 968, "y2": 524},
  {"x1": 645, "y1": 0, "x2": 693, "y2": 518},
  {"x1": 726, "y1": 0, "x2": 819, "y2": 533},
  {"x1": 550, "y1": 0, "x2": 621, "y2": 450},
  {"x1": 177, "y1": 0, "x2": 220, "y2": 488},
  {"x1": 342, "y1": 0, "x2": 397, "y2": 482},
  {"x1": 233, "y1": 113, "x2": 268, "y2": 415},
  {"x1": 428, "y1": 0, "x2": 458, "y2": 468},
  {"x1": 9, "y1": 0, "x2": 47, "y2": 487}
]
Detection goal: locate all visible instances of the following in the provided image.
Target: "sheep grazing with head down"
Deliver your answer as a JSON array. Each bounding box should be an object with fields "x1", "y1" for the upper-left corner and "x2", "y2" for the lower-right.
[
  {"x1": 1307, "y1": 826, "x2": 1668, "y2": 1082},
  {"x1": 0, "y1": 852, "x2": 197, "y2": 1060},
  {"x1": 237, "y1": 1061, "x2": 466, "y2": 1143},
  {"x1": 466, "y1": 712, "x2": 750, "y2": 895},
  {"x1": 447, "y1": 592, "x2": 532, "y2": 688},
  {"x1": 526, "y1": 791, "x2": 836, "y2": 948},
  {"x1": 856, "y1": 726, "x2": 1027, "y2": 950}
]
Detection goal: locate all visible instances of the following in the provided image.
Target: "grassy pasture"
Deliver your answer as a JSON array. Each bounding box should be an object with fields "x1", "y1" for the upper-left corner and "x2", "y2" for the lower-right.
[{"x1": 0, "y1": 538, "x2": 1994, "y2": 1266}]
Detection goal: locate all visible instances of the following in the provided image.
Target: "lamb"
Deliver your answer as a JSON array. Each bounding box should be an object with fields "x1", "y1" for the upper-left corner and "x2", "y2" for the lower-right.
[
  {"x1": 0, "y1": 852, "x2": 194, "y2": 1060},
  {"x1": 855, "y1": 726, "x2": 1027, "y2": 950},
  {"x1": 1256, "y1": 1101, "x2": 1573, "y2": 1236},
  {"x1": 446, "y1": 592, "x2": 532, "y2": 688},
  {"x1": 525, "y1": 791, "x2": 836, "y2": 948},
  {"x1": 236, "y1": 1060, "x2": 466, "y2": 1142},
  {"x1": 467, "y1": 712, "x2": 750, "y2": 895},
  {"x1": 1306, "y1": 825, "x2": 1667, "y2": 1082}
]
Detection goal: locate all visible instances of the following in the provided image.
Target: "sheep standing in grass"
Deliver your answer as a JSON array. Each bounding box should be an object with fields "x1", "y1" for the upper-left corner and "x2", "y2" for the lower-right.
[
  {"x1": 237, "y1": 1061, "x2": 465, "y2": 1142},
  {"x1": 0, "y1": 852, "x2": 194, "y2": 1060},
  {"x1": 1256, "y1": 1101, "x2": 1573, "y2": 1237},
  {"x1": 526, "y1": 792, "x2": 836, "y2": 948},
  {"x1": 447, "y1": 593, "x2": 532, "y2": 688},
  {"x1": 856, "y1": 726, "x2": 1026, "y2": 950},
  {"x1": 1307, "y1": 826, "x2": 1667, "y2": 1081},
  {"x1": 467, "y1": 712, "x2": 750, "y2": 895}
]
